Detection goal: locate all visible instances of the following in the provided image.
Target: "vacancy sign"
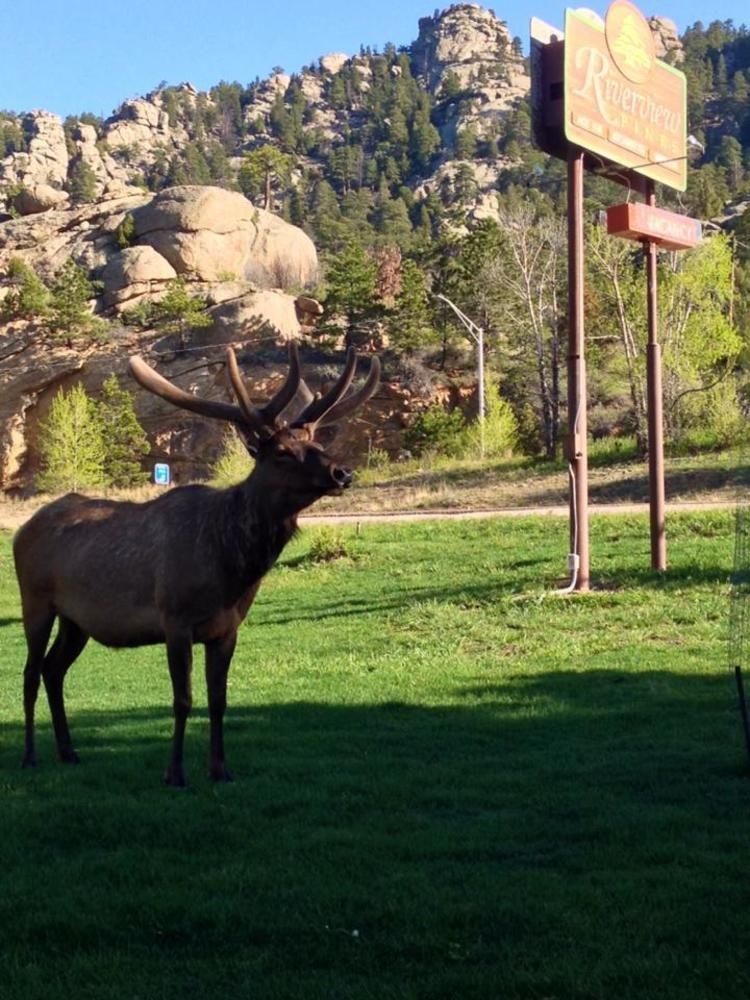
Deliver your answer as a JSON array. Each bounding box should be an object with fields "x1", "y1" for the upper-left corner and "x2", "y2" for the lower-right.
[
  {"x1": 564, "y1": 2, "x2": 687, "y2": 190},
  {"x1": 607, "y1": 202, "x2": 702, "y2": 249}
]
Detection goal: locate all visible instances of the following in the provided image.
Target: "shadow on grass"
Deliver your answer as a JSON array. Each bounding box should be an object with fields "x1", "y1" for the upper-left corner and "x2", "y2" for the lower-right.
[
  {"x1": 1, "y1": 670, "x2": 749, "y2": 999},
  {"x1": 2, "y1": 670, "x2": 746, "y2": 807}
]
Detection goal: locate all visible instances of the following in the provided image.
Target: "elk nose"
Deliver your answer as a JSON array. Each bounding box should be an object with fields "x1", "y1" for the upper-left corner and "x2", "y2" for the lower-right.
[{"x1": 331, "y1": 465, "x2": 353, "y2": 488}]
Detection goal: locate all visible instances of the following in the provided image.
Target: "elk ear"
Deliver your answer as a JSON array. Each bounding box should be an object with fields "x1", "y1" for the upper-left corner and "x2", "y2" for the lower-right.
[
  {"x1": 276, "y1": 379, "x2": 315, "y2": 425},
  {"x1": 235, "y1": 425, "x2": 260, "y2": 458},
  {"x1": 313, "y1": 424, "x2": 340, "y2": 449}
]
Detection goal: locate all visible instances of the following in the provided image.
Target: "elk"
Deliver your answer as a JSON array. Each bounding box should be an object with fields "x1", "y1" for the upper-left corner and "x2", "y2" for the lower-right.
[{"x1": 15, "y1": 343, "x2": 379, "y2": 786}]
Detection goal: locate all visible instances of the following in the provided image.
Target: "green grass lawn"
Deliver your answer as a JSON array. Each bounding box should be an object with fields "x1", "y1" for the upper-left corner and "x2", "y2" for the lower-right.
[{"x1": 0, "y1": 512, "x2": 748, "y2": 1000}]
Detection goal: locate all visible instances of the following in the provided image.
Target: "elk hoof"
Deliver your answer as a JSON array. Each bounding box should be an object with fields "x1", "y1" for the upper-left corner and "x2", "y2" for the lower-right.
[
  {"x1": 164, "y1": 765, "x2": 188, "y2": 788},
  {"x1": 21, "y1": 753, "x2": 37, "y2": 769},
  {"x1": 59, "y1": 748, "x2": 80, "y2": 764},
  {"x1": 209, "y1": 763, "x2": 234, "y2": 782}
]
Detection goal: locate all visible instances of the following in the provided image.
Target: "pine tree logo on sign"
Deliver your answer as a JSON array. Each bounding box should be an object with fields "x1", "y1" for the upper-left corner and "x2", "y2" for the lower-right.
[{"x1": 605, "y1": 1, "x2": 655, "y2": 84}]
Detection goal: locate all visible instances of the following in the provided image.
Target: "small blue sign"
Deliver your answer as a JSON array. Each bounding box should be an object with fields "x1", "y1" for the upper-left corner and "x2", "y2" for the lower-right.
[{"x1": 154, "y1": 463, "x2": 171, "y2": 486}]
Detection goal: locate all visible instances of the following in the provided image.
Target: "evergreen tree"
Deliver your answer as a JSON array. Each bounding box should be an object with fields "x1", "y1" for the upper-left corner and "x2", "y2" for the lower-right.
[
  {"x1": 37, "y1": 384, "x2": 107, "y2": 493},
  {"x1": 67, "y1": 157, "x2": 98, "y2": 204},
  {"x1": 237, "y1": 146, "x2": 293, "y2": 209},
  {"x1": 409, "y1": 102, "x2": 440, "y2": 171},
  {"x1": 153, "y1": 277, "x2": 212, "y2": 348},
  {"x1": 325, "y1": 242, "x2": 378, "y2": 341},
  {"x1": 1, "y1": 257, "x2": 50, "y2": 320},
  {"x1": 455, "y1": 126, "x2": 478, "y2": 159},
  {"x1": 387, "y1": 258, "x2": 436, "y2": 351},
  {"x1": 98, "y1": 374, "x2": 150, "y2": 487},
  {"x1": 48, "y1": 260, "x2": 101, "y2": 340}
]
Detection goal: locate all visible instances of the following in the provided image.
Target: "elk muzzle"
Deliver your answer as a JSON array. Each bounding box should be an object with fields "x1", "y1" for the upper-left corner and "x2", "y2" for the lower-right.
[{"x1": 330, "y1": 465, "x2": 353, "y2": 490}]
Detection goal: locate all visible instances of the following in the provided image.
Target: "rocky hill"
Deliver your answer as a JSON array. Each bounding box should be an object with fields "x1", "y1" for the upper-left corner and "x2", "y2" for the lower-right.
[
  {"x1": 2, "y1": 5, "x2": 748, "y2": 493},
  {"x1": 0, "y1": 5, "x2": 529, "y2": 223},
  {"x1": 0, "y1": 4, "x2": 532, "y2": 491}
]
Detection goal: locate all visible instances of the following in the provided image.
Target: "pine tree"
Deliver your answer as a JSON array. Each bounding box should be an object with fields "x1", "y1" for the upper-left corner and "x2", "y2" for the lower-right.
[
  {"x1": 98, "y1": 374, "x2": 150, "y2": 487},
  {"x1": 1, "y1": 257, "x2": 50, "y2": 320},
  {"x1": 67, "y1": 156, "x2": 98, "y2": 204},
  {"x1": 48, "y1": 259, "x2": 101, "y2": 340},
  {"x1": 455, "y1": 126, "x2": 478, "y2": 159},
  {"x1": 387, "y1": 258, "x2": 436, "y2": 351},
  {"x1": 37, "y1": 384, "x2": 107, "y2": 493},
  {"x1": 325, "y1": 242, "x2": 378, "y2": 341},
  {"x1": 237, "y1": 147, "x2": 293, "y2": 209},
  {"x1": 153, "y1": 277, "x2": 212, "y2": 348}
]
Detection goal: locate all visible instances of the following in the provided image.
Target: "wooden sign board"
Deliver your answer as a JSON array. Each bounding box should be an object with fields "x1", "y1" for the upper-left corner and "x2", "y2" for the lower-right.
[
  {"x1": 607, "y1": 202, "x2": 702, "y2": 249},
  {"x1": 564, "y1": 3, "x2": 687, "y2": 190}
]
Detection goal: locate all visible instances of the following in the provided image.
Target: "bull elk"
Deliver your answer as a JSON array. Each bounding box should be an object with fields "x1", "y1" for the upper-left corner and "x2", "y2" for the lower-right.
[{"x1": 15, "y1": 343, "x2": 379, "y2": 786}]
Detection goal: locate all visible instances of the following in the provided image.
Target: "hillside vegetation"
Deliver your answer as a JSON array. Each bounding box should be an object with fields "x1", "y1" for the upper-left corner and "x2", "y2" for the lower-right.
[{"x1": 1, "y1": 6, "x2": 750, "y2": 487}]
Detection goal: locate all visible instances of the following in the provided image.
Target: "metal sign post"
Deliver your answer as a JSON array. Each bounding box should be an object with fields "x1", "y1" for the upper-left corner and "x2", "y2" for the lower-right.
[
  {"x1": 606, "y1": 196, "x2": 702, "y2": 570},
  {"x1": 530, "y1": 1, "x2": 689, "y2": 585},
  {"x1": 645, "y1": 180, "x2": 667, "y2": 571},
  {"x1": 567, "y1": 149, "x2": 590, "y2": 591}
]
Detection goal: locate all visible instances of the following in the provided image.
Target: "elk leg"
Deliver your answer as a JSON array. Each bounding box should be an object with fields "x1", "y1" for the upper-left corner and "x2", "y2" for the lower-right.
[
  {"x1": 164, "y1": 629, "x2": 193, "y2": 787},
  {"x1": 21, "y1": 604, "x2": 55, "y2": 768},
  {"x1": 42, "y1": 617, "x2": 89, "y2": 764},
  {"x1": 205, "y1": 631, "x2": 237, "y2": 781}
]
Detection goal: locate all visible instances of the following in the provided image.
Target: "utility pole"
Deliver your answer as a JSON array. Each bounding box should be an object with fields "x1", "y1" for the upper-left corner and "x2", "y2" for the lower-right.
[{"x1": 435, "y1": 294, "x2": 485, "y2": 458}]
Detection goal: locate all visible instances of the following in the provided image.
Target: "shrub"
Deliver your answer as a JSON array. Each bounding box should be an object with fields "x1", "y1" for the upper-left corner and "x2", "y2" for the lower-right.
[
  {"x1": 115, "y1": 213, "x2": 136, "y2": 249},
  {"x1": 307, "y1": 526, "x2": 351, "y2": 562},
  {"x1": 465, "y1": 380, "x2": 519, "y2": 458},
  {"x1": 0, "y1": 257, "x2": 50, "y2": 320},
  {"x1": 152, "y1": 276, "x2": 212, "y2": 347},
  {"x1": 367, "y1": 446, "x2": 390, "y2": 470},
  {"x1": 403, "y1": 404, "x2": 467, "y2": 457},
  {"x1": 669, "y1": 379, "x2": 747, "y2": 453}
]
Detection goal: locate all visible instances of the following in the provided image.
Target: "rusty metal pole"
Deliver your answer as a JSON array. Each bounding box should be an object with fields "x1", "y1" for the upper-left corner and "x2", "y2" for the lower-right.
[
  {"x1": 645, "y1": 180, "x2": 667, "y2": 572},
  {"x1": 567, "y1": 148, "x2": 589, "y2": 592}
]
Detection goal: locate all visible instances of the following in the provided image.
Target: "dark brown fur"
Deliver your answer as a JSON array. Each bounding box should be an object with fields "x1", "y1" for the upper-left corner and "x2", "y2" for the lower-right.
[{"x1": 15, "y1": 347, "x2": 378, "y2": 785}]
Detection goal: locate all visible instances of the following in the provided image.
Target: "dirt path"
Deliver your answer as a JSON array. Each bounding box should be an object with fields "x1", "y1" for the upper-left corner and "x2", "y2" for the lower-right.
[{"x1": 0, "y1": 498, "x2": 737, "y2": 533}]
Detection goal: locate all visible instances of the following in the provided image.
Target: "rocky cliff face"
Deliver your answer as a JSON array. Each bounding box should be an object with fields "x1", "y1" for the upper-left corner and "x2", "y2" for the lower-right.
[
  {"x1": 0, "y1": 184, "x2": 325, "y2": 490},
  {"x1": 412, "y1": 4, "x2": 526, "y2": 96}
]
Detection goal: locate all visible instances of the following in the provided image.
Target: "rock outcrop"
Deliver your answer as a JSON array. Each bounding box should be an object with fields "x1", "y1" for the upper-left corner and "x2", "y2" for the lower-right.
[
  {"x1": 129, "y1": 186, "x2": 318, "y2": 287},
  {"x1": 649, "y1": 16, "x2": 684, "y2": 63},
  {"x1": 0, "y1": 111, "x2": 69, "y2": 191},
  {"x1": 412, "y1": 4, "x2": 523, "y2": 93},
  {"x1": 12, "y1": 183, "x2": 70, "y2": 216},
  {"x1": 101, "y1": 245, "x2": 178, "y2": 307}
]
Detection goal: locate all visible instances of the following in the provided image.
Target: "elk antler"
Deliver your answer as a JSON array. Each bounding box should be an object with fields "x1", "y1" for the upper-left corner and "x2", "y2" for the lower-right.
[
  {"x1": 128, "y1": 356, "x2": 247, "y2": 425},
  {"x1": 313, "y1": 354, "x2": 381, "y2": 428},
  {"x1": 292, "y1": 351, "x2": 380, "y2": 434},
  {"x1": 129, "y1": 345, "x2": 379, "y2": 440}
]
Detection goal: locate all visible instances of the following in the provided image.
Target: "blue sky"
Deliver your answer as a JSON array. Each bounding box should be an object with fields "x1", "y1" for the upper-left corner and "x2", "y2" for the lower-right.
[{"x1": 2, "y1": 1, "x2": 748, "y2": 119}]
